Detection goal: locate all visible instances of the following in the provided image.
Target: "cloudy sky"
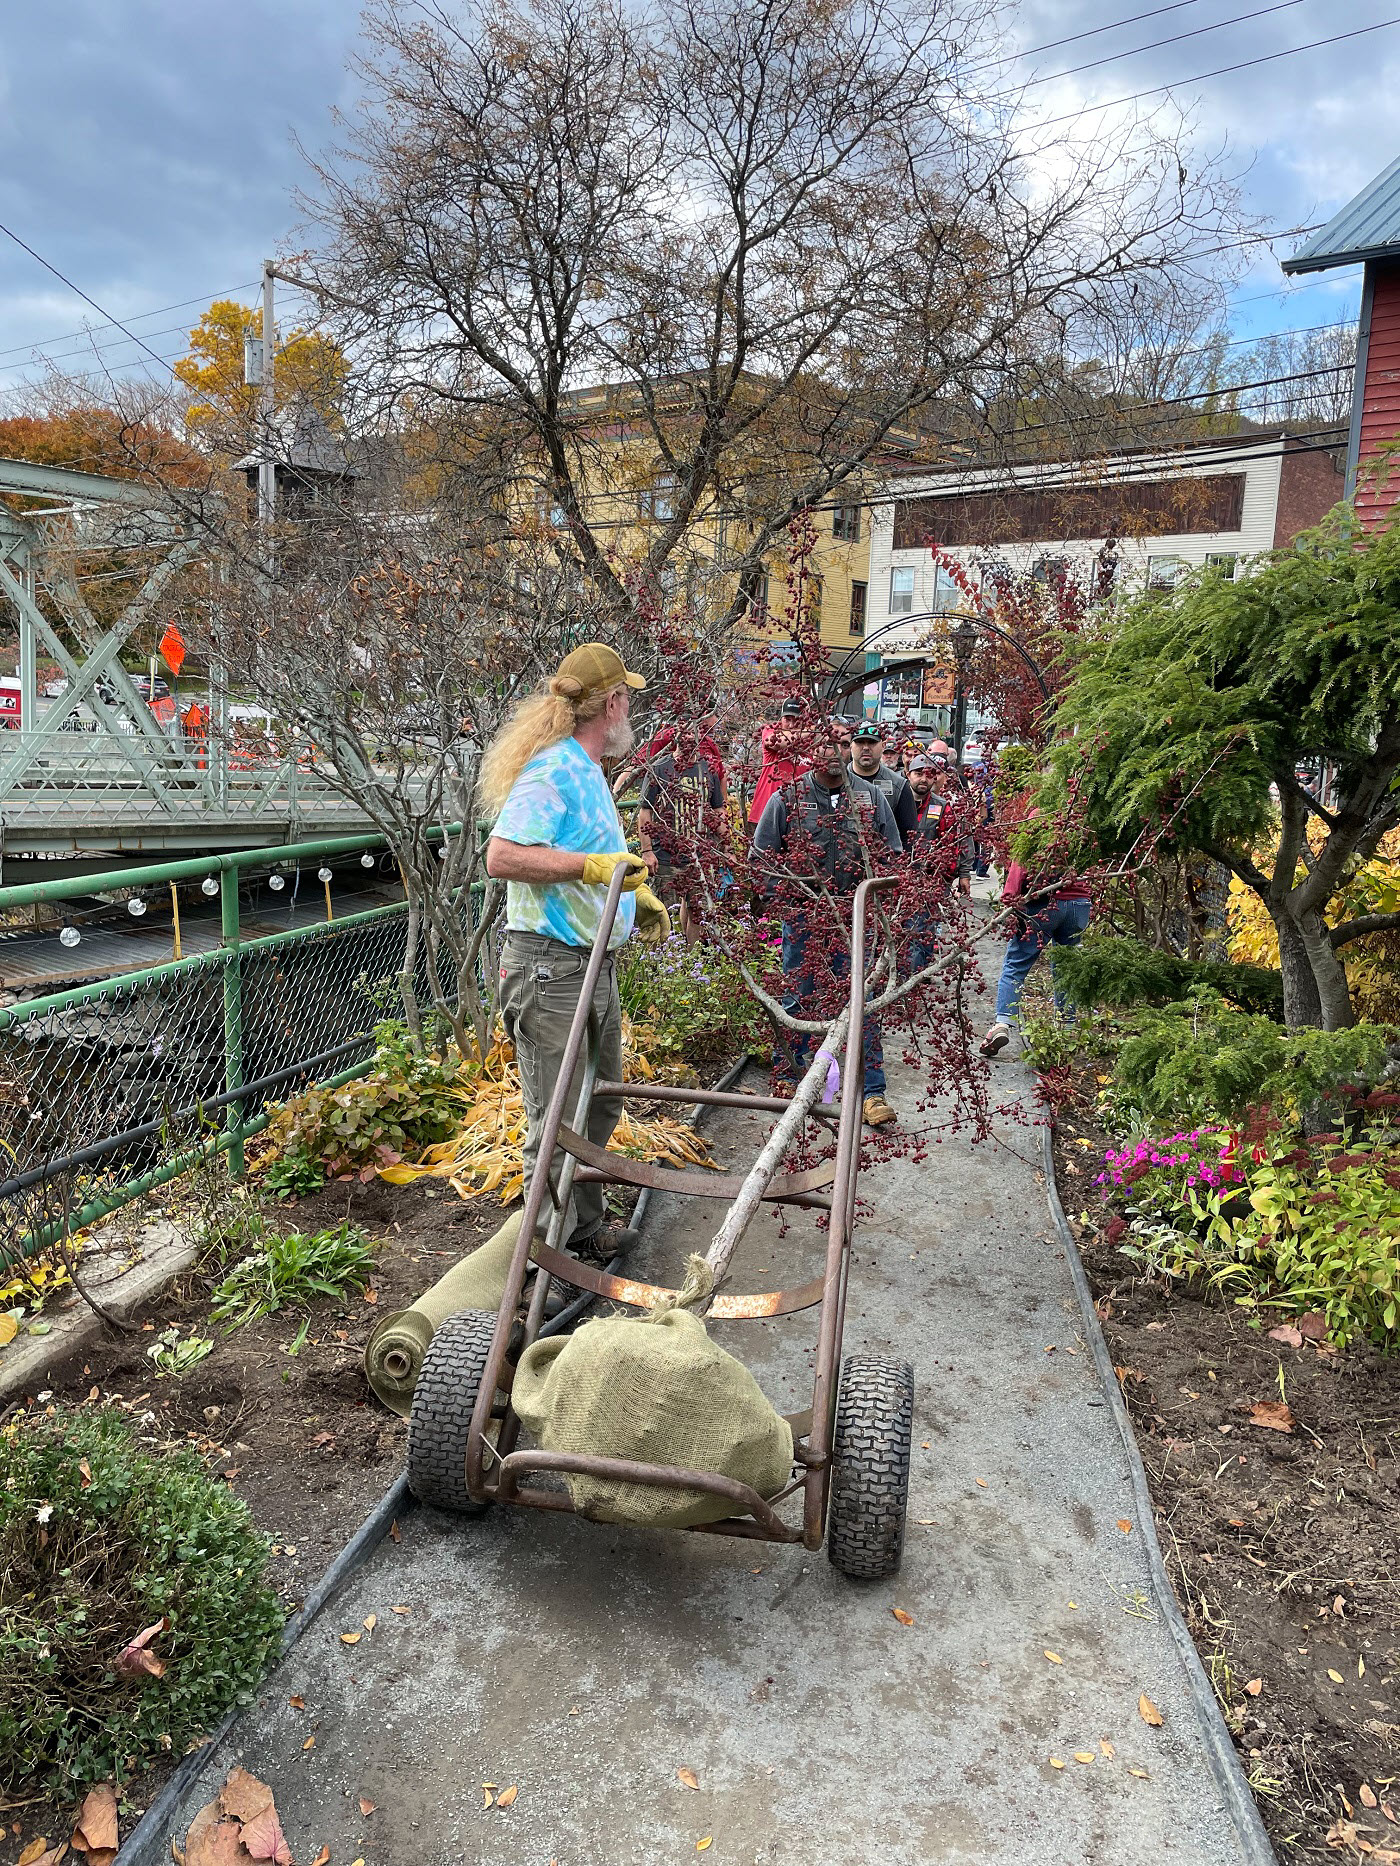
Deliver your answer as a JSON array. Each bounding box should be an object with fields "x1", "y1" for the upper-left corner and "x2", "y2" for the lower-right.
[{"x1": 0, "y1": 0, "x2": 1391, "y2": 401}]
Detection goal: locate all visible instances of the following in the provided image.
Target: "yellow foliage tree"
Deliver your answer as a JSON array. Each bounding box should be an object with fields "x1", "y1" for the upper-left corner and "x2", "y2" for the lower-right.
[{"x1": 174, "y1": 300, "x2": 347, "y2": 440}]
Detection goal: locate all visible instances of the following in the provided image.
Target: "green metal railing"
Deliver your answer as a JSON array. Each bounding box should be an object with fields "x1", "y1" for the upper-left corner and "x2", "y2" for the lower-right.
[{"x1": 0, "y1": 830, "x2": 471, "y2": 1265}]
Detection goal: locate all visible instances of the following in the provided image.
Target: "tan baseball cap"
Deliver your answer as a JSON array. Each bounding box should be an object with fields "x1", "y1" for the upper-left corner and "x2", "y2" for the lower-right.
[{"x1": 556, "y1": 641, "x2": 646, "y2": 696}]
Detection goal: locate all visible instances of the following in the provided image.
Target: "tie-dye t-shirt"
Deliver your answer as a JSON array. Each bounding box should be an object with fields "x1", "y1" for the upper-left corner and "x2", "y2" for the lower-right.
[{"x1": 493, "y1": 734, "x2": 638, "y2": 950}]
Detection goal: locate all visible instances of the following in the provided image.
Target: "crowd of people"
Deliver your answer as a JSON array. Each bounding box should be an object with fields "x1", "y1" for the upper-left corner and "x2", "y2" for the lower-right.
[{"x1": 482, "y1": 651, "x2": 1085, "y2": 1256}]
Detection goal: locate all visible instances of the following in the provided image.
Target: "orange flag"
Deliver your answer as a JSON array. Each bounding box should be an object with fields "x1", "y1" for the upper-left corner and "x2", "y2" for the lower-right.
[{"x1": 158, "y1": 623, "x2": 186, "y2": 677}]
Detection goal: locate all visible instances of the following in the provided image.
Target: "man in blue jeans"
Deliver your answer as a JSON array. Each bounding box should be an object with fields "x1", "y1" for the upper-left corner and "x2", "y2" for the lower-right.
[
  {"x1": 981, "y1": 863, "x2": 1092, "y2": 1055},
  {"x1": 754, "y1": 722, "x2": 903, "y2": 1126}
]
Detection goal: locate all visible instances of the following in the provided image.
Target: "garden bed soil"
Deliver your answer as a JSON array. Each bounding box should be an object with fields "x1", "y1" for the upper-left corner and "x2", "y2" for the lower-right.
[
  {"x1": 1048, "y1": 1055, "x2": 1400, "y2": 1863},
  {"x1": 1, "y1": 1175, "x2": 510, "y2": 1860}
]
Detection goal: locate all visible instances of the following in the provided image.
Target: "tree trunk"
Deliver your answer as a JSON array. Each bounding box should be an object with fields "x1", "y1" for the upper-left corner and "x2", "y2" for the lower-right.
[
  {"x1": 1274, "y1": 913, "x2": 1324, "y2": 1029},
  {"x1": 1300, "y1": 910, "x2": 1355, "y2": 1031}
]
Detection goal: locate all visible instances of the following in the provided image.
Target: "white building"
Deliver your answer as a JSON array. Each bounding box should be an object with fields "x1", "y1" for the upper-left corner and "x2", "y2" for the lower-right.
[{"x1": 859, "y1": 433, "x2": 1344, "y2": 732}]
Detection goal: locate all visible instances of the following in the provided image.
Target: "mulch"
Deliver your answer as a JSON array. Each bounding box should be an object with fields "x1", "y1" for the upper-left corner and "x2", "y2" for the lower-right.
[{"x1": 1047, "y1": 1055, "x2": 1400, "y2": 1863}]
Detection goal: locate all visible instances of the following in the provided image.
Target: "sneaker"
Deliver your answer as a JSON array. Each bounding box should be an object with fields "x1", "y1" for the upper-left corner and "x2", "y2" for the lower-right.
[
  {"x1": 980, "y1": 1022, "x2": 1011, "y2": 1056},
  {"x1": 862, "y1": 1094, "x2": 897, "y2": 1128}
]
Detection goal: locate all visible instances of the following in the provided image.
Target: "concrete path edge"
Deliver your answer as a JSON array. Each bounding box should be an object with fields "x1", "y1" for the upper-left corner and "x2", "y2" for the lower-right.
[
  {"x1": 1041, "y1": 1121, "x2": 1278, "y2": 1866},
  {"x1": 116, "y1": 1474, "x2": 415, "y2": 1866}
]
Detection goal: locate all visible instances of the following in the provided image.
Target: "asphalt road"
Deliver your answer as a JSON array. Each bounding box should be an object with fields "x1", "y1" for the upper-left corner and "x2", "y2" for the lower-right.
[{"x1": 165, "y1": 1043, "x2": 1266, "y2": 1866}]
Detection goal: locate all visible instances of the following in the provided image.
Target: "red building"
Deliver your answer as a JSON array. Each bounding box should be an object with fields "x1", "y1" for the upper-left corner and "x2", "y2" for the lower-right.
[{"x1": 1284, "y1": 158, "x2": 1400, "y2": 531}]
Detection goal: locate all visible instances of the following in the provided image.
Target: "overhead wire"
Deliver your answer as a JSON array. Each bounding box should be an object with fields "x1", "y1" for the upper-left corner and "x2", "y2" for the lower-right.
[
  {"x1": 1019, "y1": 0, "x2": 1308, "y2": 89},
  {"x1": 963, "y1": 0, "x2": 1214, "y2": 72},
  {"x1": 1030, "y1": 16, "x2": 1400, "y2": 129},
  {"x1": 0, "y1": 285, "x2": 258, "y2": 362}
]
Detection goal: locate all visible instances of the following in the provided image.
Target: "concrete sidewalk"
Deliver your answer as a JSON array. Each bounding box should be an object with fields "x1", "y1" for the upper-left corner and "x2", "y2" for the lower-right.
[{"x1": 165, "y1": 1049, "x2": 1266, "y2": 1866}]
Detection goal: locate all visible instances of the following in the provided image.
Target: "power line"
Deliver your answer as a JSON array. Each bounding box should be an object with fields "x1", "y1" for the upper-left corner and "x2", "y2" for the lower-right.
[
  {"x1": 0, "y1": 320, "x2": 213, "y2": 377},
  {"x1": 0, "y1": 221, "x2": 186, "y2": 379},
  {"x1": 1021, "y1": 0, "x2": 1308, "y2": 89},
  {"x1": 1031, "y1": 16, "x2": 1400, "y2": 129},
  {"x1": 0, "y1": 284, "x2": 258, "y2": 363},
  {"x1": 965, "y1": 2, "x2": 1212, "y2": 74}
]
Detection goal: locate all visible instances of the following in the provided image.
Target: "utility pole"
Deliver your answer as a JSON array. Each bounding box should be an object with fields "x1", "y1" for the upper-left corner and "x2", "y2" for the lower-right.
[{"x1": 259, "y1": 259, "x2": 277, "y2": 540}]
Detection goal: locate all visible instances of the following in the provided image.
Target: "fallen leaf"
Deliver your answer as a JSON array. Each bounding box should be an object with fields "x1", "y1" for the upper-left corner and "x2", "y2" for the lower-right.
[
  {"x1": 362, "y1": 1615, "x2": 376, "y2": 1632},
  {"x1": 481, "y1": 1789, "x2": 493, "y2": 1812},
  {"x1": 1297, "y1": 1312, "x2": 1328, "y2": 1341},
  {"x1": 115, "y1": 1616, "x2": 170, "y2": 1681},
  {"x1": 1100, "y1": 1739, "x2": 1116, "y2": 1759},
  {"x1": 1049, "y1": 1757, "x2": 1065, "y2": 1771},
  {"x1": 1128, "y1": 1767, "x2": 1150, "y2": 1779},
  {"x1": 1138, "y1": 1693, "x2": 1163, "y2": 1727},
  {"x1": 1248, "y1": 1400, "x2": 1295, "y2": 1434},
  {"x1": 20, "y1": 1840, "x2": 49, "y2": 1866},
  {"x1": 239, "y1": 1806, "x2": 292, "y2": 1866},
  {"x1": 388, "y1": 1519, "x2": 401, "y2": 1542},
  {"x1": 1117, "y1": 1519, "x2": 1133, "y2": 1535},
  {"x1": 974, "y1": 1477, "x2": 988, "y2": 1488},
  {"x1": 1074, "y1": 1752, "x2": 1095, "y2": 1764},
  {"x1": 696, "y1": 1841, "x2": 712, "y2": 1853},
  {"x1": 1328, "y1": 1668, "x2": 1345, "y2": 1684},
  {"x1": 340, "y1": 1632, "x2": 362, "y2": 1646},
  {"x1": 302, "y1": 1737, "x2": 315, "y2": 1752},
  {"x1": 181, "y1": 1804, "x2": 245, "y2": 1866},
  {"x1": 27, "y1": 1847, "x2": 67, "y2": 1866},
  {"x1": 1244, "y1": 1678, "x2": 1262, "y2": 1696},
  {"x1": 891, "y1": 1608, "x2": 915, "y2": 1626},
  {"x1": 915, "y1": 1518, "x2": 939, "y2": 1526},
  {"x1": 1359, "y1": 1657, "x2": 1366, "y2": 1678},
  {"x1": 358, "y1": 1799, "x2": 376, "y2": 1817},
  {"x1": 77, "y1": 1459, "x2": 92, "y2": 1488},
  {"x1": 390, "y1": 1605, "x2": 411, "y2": 1615},
  {"x1": 218, "y1": 1770, "x2": 274, "y2": 1825},
  {"x1": 288, "y1": 1696, "x2": 306, "y2": 1710},
  {"x1": 1044, "y1": 1650, "x2": 1063, "y2": 1665},
  {"x1": 0, "y1": 1315, "x2": 17, "y2": 1348},
  {"x1": 362, "y1": 1289, "x2": 378, "y2": 1305},
  {"x1": 1382, "y1": 1801, "x2": 1398, "y2": 1824},
  {"x1": 1362, "y1": 1787, "x2": 1379, "y2": 1810},
  {"x1": 310, "y1": 1432, "x2": 335, "y2": 1449},
  {"x1": 72, "y1": 1785, "x2": 118, "y2": 1854},
  {"x1": 310, "y1": 1850, "x2": 329, "y2": 1866},
  {"x1": 1267, "y1": 1324, "x2": 1304, "y2": 1348},
  {"x1": 678, "y1": 1769, "x2": 699, "y2": 1791},
  {"x1": 496, "y1": 1786, "x2": 518, "y2": 1810}
]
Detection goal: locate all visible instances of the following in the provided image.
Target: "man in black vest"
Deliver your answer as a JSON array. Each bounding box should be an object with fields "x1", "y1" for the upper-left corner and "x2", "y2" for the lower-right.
[
  {"x1": 753, "y1": 722, "x2": 903, "y2": 1127},
  {"x1": 847, "y1": 720, "x2": 919, "y2": 849}
]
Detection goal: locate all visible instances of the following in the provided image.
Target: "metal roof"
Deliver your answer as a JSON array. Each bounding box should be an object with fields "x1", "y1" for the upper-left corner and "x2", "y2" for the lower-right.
[{"x1": 1283, "y1": 155, "x2": 1400, "y2": 274}]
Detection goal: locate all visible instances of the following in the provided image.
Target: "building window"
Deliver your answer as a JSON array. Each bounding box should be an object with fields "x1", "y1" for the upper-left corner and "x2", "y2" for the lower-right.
[
  {"x1": 931, "y1": 566, "x2": 963, "y2": 612},
  {"x1": 889, "y1": 566, "x2": 915, "y2": 614},
  {"x1": 647, "y1": 471, "x2": 678, "y2": 522},
  {"x1": 833, "y1": 504, "x2": 861, "y2": 542},
  {"x1": 1146, "y1": 555, "x2": 1188, "y2": 591},
  {"x1": 746, "y1": 571, "x2": 771, "y2": 616},
  {"x1": 1205, "y1": 552, "x2": 1239, "y2": 579},
  {"x1": 849, "y1": 580, "x2": 867, "y2": 636}
]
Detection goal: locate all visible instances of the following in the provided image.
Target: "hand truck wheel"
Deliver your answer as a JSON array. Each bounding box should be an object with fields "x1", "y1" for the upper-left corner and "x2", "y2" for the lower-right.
[
  {"x1": 407, "y1": 1309, "x2": 499, "y2": 1514},
  {"x1": 826, "y1": 1355, "x2": 914, "y2": 1580}
]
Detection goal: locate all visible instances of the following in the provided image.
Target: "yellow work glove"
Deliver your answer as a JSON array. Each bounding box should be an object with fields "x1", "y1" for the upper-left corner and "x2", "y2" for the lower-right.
[
  {"x1": 632, "y1": 885, "x2": 671, "y2": 943},
  {"x1": 579, "y1": 850, "x2": 650, "y2": 891}
]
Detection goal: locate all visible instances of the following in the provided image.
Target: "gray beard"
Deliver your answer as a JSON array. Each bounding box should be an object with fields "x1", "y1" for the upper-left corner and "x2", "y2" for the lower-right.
[{"x1": 603, "y1": 716, "x2": 636, "y2": 759}]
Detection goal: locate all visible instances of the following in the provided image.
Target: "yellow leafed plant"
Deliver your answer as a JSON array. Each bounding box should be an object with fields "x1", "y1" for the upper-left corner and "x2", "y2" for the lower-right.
[{"x1": 375, "y1": 1027, "x2": 715, "y2": 1203}]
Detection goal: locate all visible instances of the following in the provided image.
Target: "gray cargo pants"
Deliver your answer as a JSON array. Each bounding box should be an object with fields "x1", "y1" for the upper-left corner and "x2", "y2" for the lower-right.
[{"x1": 498, "y1": 928, "x2": 623, "y2": 1242}]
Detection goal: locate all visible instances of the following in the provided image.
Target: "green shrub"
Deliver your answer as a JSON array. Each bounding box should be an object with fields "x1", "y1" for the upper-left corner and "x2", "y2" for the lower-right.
[
  {"x1": 618, "y1": 933, "x2": 777, "y2": 1065},
  {"x1": 1107, "y1": 990, "x2": 1395, "y2": 1130},
  {"x1": 260, "y1": 1020, "x2": 470, "y2": 1193},
  {"x1": 1100, "y1": 1110, "x2": 1400, "y2": 1348},
  {"x1": 1052, "y1": 937, "x2": 1283, "y2": 1017},
  {"x1": 0, "y1": 1407, "x2": 282, "y2": 1798},
  {"x1": 210, "y1": 1220, "x2": 375, "y2": 1330}
]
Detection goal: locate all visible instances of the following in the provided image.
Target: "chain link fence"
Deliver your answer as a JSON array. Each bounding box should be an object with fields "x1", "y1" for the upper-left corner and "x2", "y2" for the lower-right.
[{"x1": 0, "y1": 838, "x2": 477, "y2": 1265}]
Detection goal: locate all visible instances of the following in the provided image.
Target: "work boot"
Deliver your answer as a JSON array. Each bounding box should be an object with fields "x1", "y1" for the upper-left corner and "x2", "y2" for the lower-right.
[
  {"x1": 862, "y1": 1094, "x2": 897, "y2": 1129},
  {"x1": 980, "y1": 1021, "x2": 1011, "y2": 1056},
  {"x1": 566, "y1": 1220, "x2": 639, "y2": 1267}
]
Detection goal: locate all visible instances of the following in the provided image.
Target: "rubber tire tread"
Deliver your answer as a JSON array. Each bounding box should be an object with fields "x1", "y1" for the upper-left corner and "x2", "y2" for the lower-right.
[
  {"x1": 826, "y1": 1355, "x2": 914, "y2": 1580},
  {"x1": 406, "y1": 1309, "x2": 499, "y2": 1514}
]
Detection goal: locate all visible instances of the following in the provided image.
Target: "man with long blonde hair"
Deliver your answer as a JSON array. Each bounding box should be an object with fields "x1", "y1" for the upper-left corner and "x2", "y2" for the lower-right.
[{"x1": 483, "y1": 643, "x2": 667, "y2": 1259}]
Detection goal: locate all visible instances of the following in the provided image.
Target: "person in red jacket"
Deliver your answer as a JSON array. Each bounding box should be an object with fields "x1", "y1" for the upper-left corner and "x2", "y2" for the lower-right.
[
  {"x1": 747, "y1": 697, "x2": 806, "y2": 831},
  {"x1": 981, "y1": 854, "x2": 1092, "y2": 1056}
]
